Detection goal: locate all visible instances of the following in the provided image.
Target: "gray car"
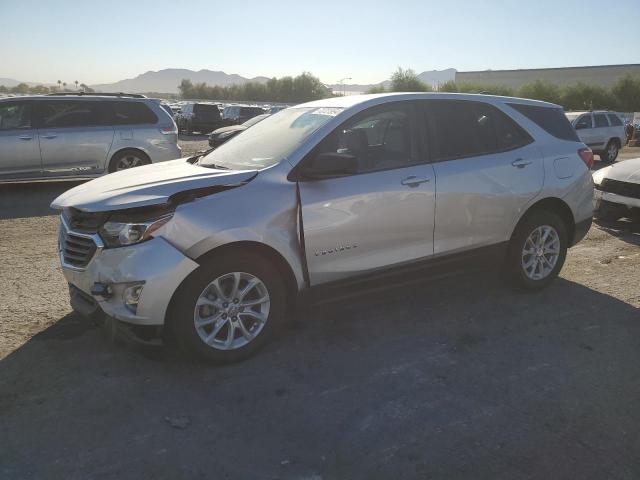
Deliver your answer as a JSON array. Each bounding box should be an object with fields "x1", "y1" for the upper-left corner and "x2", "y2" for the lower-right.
[
  {"x1": 565, "y1": 111, "x2": 626, "y2": 163},
  {"x1": 0, "y1": 94, "x2": 181, "y2": 181},
  {"x1": 52, "y1": 93, "x2": 594, "y2": 363}
]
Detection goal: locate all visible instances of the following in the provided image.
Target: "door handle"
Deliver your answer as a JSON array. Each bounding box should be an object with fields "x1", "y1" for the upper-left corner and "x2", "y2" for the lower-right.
[
  {"x1": 41, "y1": 134, "x2": 57, "y2": 139},
  {"x1": 18, "y1": 135, "x2": 33, "y2": 141},
  {"x1": 401, "y1": 175, "x2": 430, "y2": 187},
  {"x1": 511, "y1": 159, "x2": 532, "y2": 168}
]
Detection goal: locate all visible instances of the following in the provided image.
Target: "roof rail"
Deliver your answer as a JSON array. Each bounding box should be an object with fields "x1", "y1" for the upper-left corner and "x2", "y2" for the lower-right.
[{"x1": 45, "y1": 92, "x2": 147, "y2": 98}]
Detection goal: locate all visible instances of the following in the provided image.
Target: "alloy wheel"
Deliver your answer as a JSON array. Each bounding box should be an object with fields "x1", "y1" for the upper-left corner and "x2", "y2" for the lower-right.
[
  {"x1": 115, "y1": 154, "x2": 145, "y2": 170},
  {"x1": 521, "y1": 225, "x2": 561, "y2": 280},
  {"x1": 193, "y1": 272, "x2": 270, "y2": 350}
]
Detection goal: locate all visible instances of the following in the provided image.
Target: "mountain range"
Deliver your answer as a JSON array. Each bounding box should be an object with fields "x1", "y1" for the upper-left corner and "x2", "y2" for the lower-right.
[{"x1": 1, "y1": 68, "x2": 457, "y2": 94}]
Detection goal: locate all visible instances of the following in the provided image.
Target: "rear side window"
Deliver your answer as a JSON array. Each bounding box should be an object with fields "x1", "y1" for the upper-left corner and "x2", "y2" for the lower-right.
[
  {"x1": 111, "y1": 101, "x2": 158, "y2": 125},
  {"x1": 38, "y1": 100, "x2": 106, "y2": 128},
  {"x1": 0, "y1": 101, "x2": 31, "y2": 130},
  {"x1": 607, "y1": 114, "x2": 623, "y2": 127},
  {"x1": 425, "y1": 100, "x2": 532, "y2": 161},
  {"x1": 594, "y1": 114, "x2": 609, "y2": 128},
  {"x1": 509, "y1": 103, "x2": 579, "y2": 142}
]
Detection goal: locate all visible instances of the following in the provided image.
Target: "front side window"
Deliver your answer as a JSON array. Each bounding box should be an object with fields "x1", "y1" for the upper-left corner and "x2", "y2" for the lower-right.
[
  {"x1": 38, "y1": 100, "x2": 105, "y2": 128},
  {"x1": 575, "y1": 114, "x2": 592, "y2": 130},
  {"x1": 307, "y1": 103, "x2": 414, "y2": 174},
  {"x1": 594, "y1": 114, "x2": 609, "y2": 128},
  {"x1": 0, "y1": 102, "x2": 31, "y2": 130},
  {"x1": 200, "y1": 106, "x2": 343, "y2": 170},
  {"x1": 426, "y1": 100, "x2": 531, "y2": 161}
]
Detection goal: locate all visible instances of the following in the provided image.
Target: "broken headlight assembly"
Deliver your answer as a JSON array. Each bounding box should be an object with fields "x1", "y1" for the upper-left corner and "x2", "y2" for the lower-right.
[{"x1": 99, "y1": 213, "x2": 174, "y2": 248}]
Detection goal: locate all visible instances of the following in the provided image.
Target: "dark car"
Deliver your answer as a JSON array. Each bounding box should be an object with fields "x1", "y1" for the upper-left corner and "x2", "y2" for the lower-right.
[
  {"x1": 222, "y1": 105, "x2": 266, "y2": 125},
  {"x1": 177, "y1": 102, "x2": 228, "y2": 134},
  {"x1": 208, "y1": 113, "x2": 270, "y2": 148}
]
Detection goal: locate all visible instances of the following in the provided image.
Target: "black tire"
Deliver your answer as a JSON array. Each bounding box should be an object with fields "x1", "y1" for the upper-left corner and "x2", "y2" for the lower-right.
[
  {"x1": 600, "y1": 139, "x2": 619, "y2": 163},
  {"x1": 508, "y1": 210, "x2": 568, "y2": 291},
  {"x1": 169, "y1": 252, "x2": 287, "y2": 363},
  {"x1": 108, "y1": 149, "x2": 151, "y2": 173}
]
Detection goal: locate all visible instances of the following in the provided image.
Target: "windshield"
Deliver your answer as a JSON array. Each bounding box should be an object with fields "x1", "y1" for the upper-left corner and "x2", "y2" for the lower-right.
[
  {"x1": 200, "y1": 107, "x2": 343, "y2": 170},
  {"x1": 565, "y1": 113, "x2": 581, "y2": 123}
]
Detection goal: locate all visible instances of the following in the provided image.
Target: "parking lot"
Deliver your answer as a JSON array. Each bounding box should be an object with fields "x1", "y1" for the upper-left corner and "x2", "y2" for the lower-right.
[{"x1": 1, "y1": 143, "x2": 639, "y2": 479}]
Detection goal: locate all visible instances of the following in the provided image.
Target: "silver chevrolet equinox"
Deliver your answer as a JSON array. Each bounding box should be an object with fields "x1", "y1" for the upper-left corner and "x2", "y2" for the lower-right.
[
  {"x1": 52, "y1": 93, "x2": 594, "y2": 362},
  {"x1": 0, "y1": 93, "x2": 181, "y2": 181}
]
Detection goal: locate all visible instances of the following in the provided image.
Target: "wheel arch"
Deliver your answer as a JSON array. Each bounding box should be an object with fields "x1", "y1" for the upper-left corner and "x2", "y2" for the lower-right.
[
  {"x1": 107, "y1": 147, "x2": 151, "y2": 172},
  {"x1": 511, "y1": 197, "x2": 576, "y2": 244},
  {"x1": 165, "y1": 241, "x2": 299, "y2": 328}
]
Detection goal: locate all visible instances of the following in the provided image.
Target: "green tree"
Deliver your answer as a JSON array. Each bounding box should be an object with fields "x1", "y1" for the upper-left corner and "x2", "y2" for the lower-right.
[
  {"x1": 518, "y1": 80, "x2": 562, "y2": 104},
  {"x1": 390, "y1": 68, "x2": 431, "y2": 92},
  {"x1": 561, "y1": 82, "x2": 616, "y2": 110},
  {"x1": 611, "y1": 74, "x2": 640, "y2": 112},
  {"x1": 11, "y1": 83, "x2": 30, "y2": 94},
  {"x1": 367, "y1": 84, "x2": 387, "y2": 94}
]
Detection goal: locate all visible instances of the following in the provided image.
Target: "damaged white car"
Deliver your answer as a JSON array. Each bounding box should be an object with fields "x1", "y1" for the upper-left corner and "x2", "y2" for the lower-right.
[{"x1": 593, "y1": 158, "x2": 640, "y2": 220}]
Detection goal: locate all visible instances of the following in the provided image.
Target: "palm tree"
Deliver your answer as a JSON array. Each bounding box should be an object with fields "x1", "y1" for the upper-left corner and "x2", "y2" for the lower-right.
[
  {"x1": 62, "y1": 82, "x2": 67, "y2": 91},
  {"x1": 75, "y1": 80, "x2": 79, "y2": 90},
  {"x1": 57, "y1": 80, "x2": 62, "y2": 91}
]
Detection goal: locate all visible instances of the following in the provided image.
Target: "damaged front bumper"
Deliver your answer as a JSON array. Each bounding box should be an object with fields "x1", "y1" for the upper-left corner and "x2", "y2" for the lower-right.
[{"x1": 61, "y1": 236, "x2": 199, "y2": 326}]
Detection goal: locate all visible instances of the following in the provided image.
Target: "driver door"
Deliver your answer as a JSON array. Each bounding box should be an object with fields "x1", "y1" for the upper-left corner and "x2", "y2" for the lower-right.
[{"x1": 297, "y1": 101, "x2": 436, "y2": 285}]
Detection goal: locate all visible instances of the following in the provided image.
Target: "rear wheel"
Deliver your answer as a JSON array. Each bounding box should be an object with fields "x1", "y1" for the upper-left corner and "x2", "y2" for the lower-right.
[
  {"x1": 108, "y1": 149, "x2": 150, "y2": 173},
  {"x1": 600, "y1": 140, "x2": 619, "y2": 163},
  {"x1": 170, "y1": 253, "x2": 286, "y2": 363},
  {"x1": 508, "y1": 211, "x2": 568, "y2": 290}
]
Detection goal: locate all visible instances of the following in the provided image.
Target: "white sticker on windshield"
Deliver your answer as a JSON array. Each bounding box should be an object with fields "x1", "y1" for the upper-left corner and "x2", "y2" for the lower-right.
[{"x1": 313, "y1": 107, "x2": 343, "y2": 117}]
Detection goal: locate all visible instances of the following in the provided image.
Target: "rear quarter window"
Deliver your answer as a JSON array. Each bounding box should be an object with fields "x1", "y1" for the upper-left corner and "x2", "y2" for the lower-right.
[
  {"x1": 508, "y1": 103, "x2": 579, "y2": 142},
  {"x1": 110, "y1": 101, "x2": 158, "y2": 125}
]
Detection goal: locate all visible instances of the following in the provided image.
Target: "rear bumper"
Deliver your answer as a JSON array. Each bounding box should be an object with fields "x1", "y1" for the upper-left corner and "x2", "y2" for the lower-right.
[{"x1": 572, "y1": 217, "x2": 592, "y2": 246}]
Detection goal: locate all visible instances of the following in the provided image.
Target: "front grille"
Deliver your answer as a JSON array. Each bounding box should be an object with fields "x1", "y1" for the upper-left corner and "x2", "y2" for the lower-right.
[
  {"x1": 59, "y1": 221, "x2": 98, "y2": 269},
  {"x1": 596, "y1": 178, "x2": 640, "y2": 200}
]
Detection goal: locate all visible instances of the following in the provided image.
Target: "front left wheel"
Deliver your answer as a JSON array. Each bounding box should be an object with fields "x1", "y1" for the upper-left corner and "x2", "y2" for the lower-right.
[{"x1": 170, "y1": 252, "x2": 287, "y2": 363}]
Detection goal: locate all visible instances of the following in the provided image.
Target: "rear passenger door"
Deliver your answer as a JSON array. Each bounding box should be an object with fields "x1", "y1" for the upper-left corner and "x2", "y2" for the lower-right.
[
  {"x1": 36, "y1": 100, "x2": 114, "y2": 176},
  {"x1": 422, "y1": 99, "x2": 543, "y2": 255},
  {"x1": 0, "y1": 100, "x2": 42, "y2": 180}
]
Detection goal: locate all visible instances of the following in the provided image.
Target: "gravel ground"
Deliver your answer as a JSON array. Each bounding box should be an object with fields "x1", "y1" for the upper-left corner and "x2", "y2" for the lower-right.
[{"x1": 0, "y1": 144, "x2": 639, "y2": 479}]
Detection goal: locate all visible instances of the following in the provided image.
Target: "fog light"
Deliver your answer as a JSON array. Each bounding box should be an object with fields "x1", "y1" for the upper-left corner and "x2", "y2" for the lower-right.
[{"x1": 123, "y1": 284, "x2": 144, "y2": 313}]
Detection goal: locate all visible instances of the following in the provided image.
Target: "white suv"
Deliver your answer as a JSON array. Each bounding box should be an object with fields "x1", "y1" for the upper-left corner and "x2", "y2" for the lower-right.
[
  {"x1": 565, "y1": 111, "x2": 626, "y2": 163},
  {"x1": 52, "y1": 93, "x2": 594, "y2": 362}
]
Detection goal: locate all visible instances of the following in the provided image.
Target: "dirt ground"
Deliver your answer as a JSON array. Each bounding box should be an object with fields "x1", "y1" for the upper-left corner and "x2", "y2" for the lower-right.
[{"x1": 0, "y1": 144, "x2": 639, "y2": 479}]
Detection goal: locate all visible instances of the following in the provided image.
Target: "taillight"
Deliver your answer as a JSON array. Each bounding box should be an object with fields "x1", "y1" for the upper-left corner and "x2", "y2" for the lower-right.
[
  {"x1": 578, "y1": 147, "x2": 594, "y2": 169},
  {"x1": 160, "y1": 126, "x2": 177, "y2": 135}
]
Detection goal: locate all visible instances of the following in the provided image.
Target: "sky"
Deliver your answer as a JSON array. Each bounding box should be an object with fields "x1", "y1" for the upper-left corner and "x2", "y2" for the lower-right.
[{"x1": 1, "y1": 0, "x2": 638, "y2": 86}]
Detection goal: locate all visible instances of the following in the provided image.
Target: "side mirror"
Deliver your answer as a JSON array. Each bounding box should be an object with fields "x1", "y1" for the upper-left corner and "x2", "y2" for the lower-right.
[{"x1": 301, "y1": 152, "x2": 358, "y2": 179}]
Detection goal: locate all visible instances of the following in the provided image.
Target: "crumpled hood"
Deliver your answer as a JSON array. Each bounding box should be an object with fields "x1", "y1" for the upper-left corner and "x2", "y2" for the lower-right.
[
  {"x1": 602, "y1": 157, "x2": 640, "y2": 182},
  {"x1": 51, "y1": 158, "x2": 257, "y2": 212}
]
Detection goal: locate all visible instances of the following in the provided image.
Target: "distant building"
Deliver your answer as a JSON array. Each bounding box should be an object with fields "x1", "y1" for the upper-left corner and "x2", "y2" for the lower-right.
[{"x1": 455, "y1": 64, "x2": 640, "y2": 88}]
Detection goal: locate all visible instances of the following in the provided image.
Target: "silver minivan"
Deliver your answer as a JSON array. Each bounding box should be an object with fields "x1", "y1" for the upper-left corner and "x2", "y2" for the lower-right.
[
  {"x1": 565, "y1": 111, "x2": 626, "y2": 163},
  {"x1": 52, "y1": 93, "x2": 594, "y2": 363},
  {"x1": 0, "y1": 94, "x2": 181, "y2": 181}
]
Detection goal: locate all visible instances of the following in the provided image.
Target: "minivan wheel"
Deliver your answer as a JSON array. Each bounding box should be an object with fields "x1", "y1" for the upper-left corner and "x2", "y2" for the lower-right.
[
  {"x1": 601, "y1": 140, "x2": 619, "y2": 163},
  {"x1": 108, "y1": 149, "x2": 150, "y2": 172},
  {"x1": 170, "y1": 253, "x2": 286, "y2": 363},
  {"x1": 508, "y1": 211, "x2": 568, "y2": 290}
]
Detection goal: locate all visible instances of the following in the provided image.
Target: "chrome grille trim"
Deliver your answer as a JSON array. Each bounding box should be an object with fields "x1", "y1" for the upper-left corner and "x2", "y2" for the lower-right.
[{"x1": 59, "y1": 216, "x2": 104, "y2": 271}]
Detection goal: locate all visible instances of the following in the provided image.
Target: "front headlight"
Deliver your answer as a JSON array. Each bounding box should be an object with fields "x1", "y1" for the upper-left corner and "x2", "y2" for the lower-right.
[{"x1": 99, "y1": 214, "x2": 173, "y2": 248}]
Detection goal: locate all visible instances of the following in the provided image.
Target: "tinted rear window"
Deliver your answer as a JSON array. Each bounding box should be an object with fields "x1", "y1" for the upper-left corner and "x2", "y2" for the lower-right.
[
  {"x1": 193, "y1": 104, "x2": 221, "y2": 120},
  {"x1": 425, "y1": 100, "x2": 532, "y2": 161},
  {"x1": 509, "y1": 103, "x2": 579, "y2": 142},
  {"x1": 240, "y1": 107, "x2": 264, "y2": 115},
  {"x1": 111, "y1": 101, "x2": 158, "y2": 125},
  {"x1": 607, "y1": 114, "x2": 623, "y2": 127}
]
